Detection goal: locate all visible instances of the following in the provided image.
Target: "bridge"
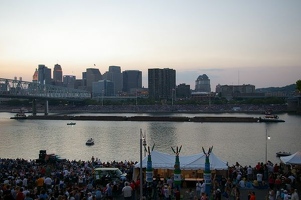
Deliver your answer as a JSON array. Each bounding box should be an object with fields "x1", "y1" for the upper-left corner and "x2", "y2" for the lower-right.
[{"x1": 0, "y1": 78, "x2": 91, "y2": 115}]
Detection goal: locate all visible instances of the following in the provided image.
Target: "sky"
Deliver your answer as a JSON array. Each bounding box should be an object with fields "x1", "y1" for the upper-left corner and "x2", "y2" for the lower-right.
[{"x1": 1, "y1": 0, "x2": 301, "y2": 90}]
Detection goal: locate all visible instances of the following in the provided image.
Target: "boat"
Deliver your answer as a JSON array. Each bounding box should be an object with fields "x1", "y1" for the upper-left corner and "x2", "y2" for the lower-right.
[
  {"x1": 10, "y1": 112, "x2": 27, "y2": 119},
  {"x1": 67, "y1": 122, "x2": 76, "y2": 125},
  {"x1": 259, "y1": 115, "x2": 285, "y2": 122},
  {"x1": 86, "y1": 138, "x2": 94, "y2": 146},
  {"x1": 276, "y1": 151, "x2": 291, "y2": 157}
]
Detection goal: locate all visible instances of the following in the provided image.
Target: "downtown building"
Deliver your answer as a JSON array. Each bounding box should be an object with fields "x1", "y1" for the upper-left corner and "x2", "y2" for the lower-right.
[
  {"x1": 148, "y1": 68, "x2": 176, "y2": 100},
  {"x1": 102, "y1": 66, "x2": 123, "y2": 95},
  {"x1": 83, "y1": 68, "x2": 102, "y2": 92},
  {"x1": 38, "y1": 64, "x2": 51, "y2": 85},
  {"x1": 53, "y1": 64, "x2": 63, "y2": 86},
  {"x1": 195, "y1": 74, "x2": 211, "y2": 92},
  {"x1": 122, "y1": 70, "x2": 142, "y2": 94}
]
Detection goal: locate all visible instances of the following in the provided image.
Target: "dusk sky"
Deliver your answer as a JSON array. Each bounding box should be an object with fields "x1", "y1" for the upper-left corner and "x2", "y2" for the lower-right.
[{"x1": 1, "y1": 0, "x2": 301, "y2": 90}]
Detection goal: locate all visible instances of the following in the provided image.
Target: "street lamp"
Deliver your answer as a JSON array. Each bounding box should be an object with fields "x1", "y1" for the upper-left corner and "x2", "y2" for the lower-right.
[
  {"x1": 102, "y1": 89, "x2": 104, "y2": 106},
  {"x1": 136, "y1": 89, "x2": 138, "y2": 106},
  {"x1": 172, "y1": 88, "x2": 175, "y2": 106},
  {"x1": 139, "y1": 129, "x2": 143, "y2": 200},
  {"x1": 143, "y1": 133, "x2": 147, "y2": 157},
  {"x1": 266, "y1": 129, "x2": 271, "y2": 163}
]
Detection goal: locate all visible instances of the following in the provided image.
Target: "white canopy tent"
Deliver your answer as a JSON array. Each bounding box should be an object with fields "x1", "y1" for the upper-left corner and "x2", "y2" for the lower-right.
[
  {"x1": 280, "y1": 151, "x2": 301, "y2": 165},
  {"x1": 134, "y1": 150, "x2": 228, "y2": 170}
]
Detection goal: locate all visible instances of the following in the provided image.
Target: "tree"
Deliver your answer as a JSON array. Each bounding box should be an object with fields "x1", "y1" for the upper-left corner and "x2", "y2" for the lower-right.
[{"x1": 296, "y1": 80, "x2": 301, "y2": 93}]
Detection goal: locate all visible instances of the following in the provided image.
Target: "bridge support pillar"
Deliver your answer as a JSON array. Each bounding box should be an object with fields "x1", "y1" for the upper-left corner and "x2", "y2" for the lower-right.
[
  {"x1": 32, "y1": 99, "x2": 37, "y2": 116},
  {"x1": 44, "y1": 100, "x2": 49, "y2": 116}
]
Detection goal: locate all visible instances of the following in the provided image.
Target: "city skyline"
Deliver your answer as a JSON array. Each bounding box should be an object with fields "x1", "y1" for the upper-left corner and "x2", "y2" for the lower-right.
[{"x1": 1, "y1": 1, "x2": 301, "y2": 89}]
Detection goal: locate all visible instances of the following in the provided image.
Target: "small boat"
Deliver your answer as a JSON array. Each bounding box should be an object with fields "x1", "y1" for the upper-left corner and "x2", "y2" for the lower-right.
[
  {"x1": 67, "y1": 122, "x2": 76, "y2": 125},
  {"x1": 86, "y1": 138, "x2": 94, "y2": 146},
  {"x1": 259, "y1": 115, "x2": 285, "y2": 122},
  {"x1": 10, "y1": 112, "x2": 27, "y2": 119},
  {"x1": 276, "y1": 151, "x2": 291, "y2": 157}
]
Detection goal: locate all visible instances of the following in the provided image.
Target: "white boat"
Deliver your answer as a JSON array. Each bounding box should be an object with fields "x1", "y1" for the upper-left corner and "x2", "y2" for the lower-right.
[
  {"x1": 67, "y1": 122, "x2": 76, "y2": 125},
  {"x1": 86, "y1": 138, "x2": 94, "y2": 146},
  {"x1": 10, "y1": 112, "x2": 27, "y2": 119},
  {"x1": 259, "y1": 115, "x2": 285, "y2": 122}
]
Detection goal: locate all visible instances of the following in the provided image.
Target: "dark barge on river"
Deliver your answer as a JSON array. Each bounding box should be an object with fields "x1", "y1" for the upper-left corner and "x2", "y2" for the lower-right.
[{"x1": 11, "y1": 115, "x2": 282, "y2": 123}]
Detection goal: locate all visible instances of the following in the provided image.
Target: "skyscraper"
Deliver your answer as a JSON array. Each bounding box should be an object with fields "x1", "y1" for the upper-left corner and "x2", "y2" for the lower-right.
[
  {"x1": 148, "y1": 68, "x2": 176, "y2": 100},
  {"x1": 92, "y1": 80, "x2": 115, "y2": 97},
  {"x1": 195, "y1": 74, "x2": 211, "y2": 92},
  {"x1": 103, "y1": 66, "x2": 123, "y2": 95},
  {"x1": 122, "y1": 70, "x2": 142, "y2": 93},
  {"x1": 53, "y1": 64, "x2": 63, "y2": 84},
  {"x1": 38, "y1": 64, "x2": 51, "y2": 85},
  {"x1": 86, "y1": 68, "x2": 102, "y2": 92},
  {"x1": 63, "y1": 75, "x2": 76, "y2": 89},
  {"x1": 32, "y1": 68, "x2": 38, "y2": 82}
]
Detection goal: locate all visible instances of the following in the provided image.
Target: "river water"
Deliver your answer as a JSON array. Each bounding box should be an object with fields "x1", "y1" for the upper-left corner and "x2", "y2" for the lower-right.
[{"x1": 0, "y1": 112, "x2": 300, "y2": 167}]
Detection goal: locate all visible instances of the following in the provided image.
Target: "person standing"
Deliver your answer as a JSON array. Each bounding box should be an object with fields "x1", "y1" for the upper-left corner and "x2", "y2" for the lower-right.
[
  {"x1": 122, "y1": 182, "x2": 132, "y2": 200},
  {"x1": 15, "y1": 187, "x2": 25, "y2": 200},
  {"x1": 291, "y1": 189, "x2": 299, "y2": 200},
  {"x1": 268, "y1": 188, "x2": 275, "y2": 200},
  {"x1": 249, "y1": 191, "x2": 256, "y2": 200},
  {"x1": 196, "y1": 181, "x2": 202, "y2": 197}
]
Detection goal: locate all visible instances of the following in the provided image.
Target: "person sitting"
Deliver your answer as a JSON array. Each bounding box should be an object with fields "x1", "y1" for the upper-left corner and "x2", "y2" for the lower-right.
[{"x1": 238, "y1": 177, "x2": 246, "y2": 188}]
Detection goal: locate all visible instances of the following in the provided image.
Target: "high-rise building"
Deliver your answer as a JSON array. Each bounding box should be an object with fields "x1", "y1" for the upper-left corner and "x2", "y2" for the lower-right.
[
  {"x1": 92, "y1": 80, "x2": 115, "y2": 97},
  {"x1": 103, "y1": 66, "x2": 123, "y2": 95},
  {"x1": 195, "y1": 74, "x2": 211, "y2": 92},
  {"x1": 176, "y1": 83, "x2": 191, "y2": 99},
  {"x1": 53, "y1": 64, "x2": 63, "y2": 84},
  {"x1": 86, "y1": 68, "x2": 102, "y2": 92},
  {"x1": 32, "y1": 68, "x2": 38, "y2": 82},
  {"x1": 38, "y1": 64, "x2": 51, "y2": 84},
  {"x1": 63, "y1": 75, "x2": 76, "y2": 89},
  {"x1": 148, "y1": 68, "x2": 176, "y2": 100},
  {"x1": 122, "y1": 70, "x2": 142, "y2": 93}
]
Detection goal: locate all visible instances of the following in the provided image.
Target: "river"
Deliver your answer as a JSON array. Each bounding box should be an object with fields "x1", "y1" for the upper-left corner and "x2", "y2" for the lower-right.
[{"x1": 0, "y1": 112, "x2": 300, "y2": 167}]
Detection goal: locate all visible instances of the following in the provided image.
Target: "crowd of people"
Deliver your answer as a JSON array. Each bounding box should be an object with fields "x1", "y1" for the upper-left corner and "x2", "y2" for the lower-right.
[
  {"x1": 0, "y1": 157, "x2": 300, "y2": 200},
  {"x1": 216, "y1": 161, "x2": 301, "y2": 200}
]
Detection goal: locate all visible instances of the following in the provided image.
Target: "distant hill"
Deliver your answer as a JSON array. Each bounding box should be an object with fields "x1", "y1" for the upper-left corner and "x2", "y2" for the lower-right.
[{"x1": 256, "y1": 84, "x2": 296, "y2": 93}]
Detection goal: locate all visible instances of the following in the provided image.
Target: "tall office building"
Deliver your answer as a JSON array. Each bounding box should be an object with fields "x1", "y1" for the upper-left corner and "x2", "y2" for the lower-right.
[
  {"x1": 86, "y1": 68, "x2": 102, "y2": 92},
  {"x1": 176, "y1": 83, "x2": 191, "y2": 99},
  {"x1": 32, "y1": 69, "x2": 38, "y2": 82},
  {"x1": 148, "y1": 68, "x2": 176, "y2": 100},
  {"x1": 63, "y1": 75, "x2": 76, "y2": 89},
  {"x1": 122, "y1": 70, "x2": 142, "y2": 93},
  {"x1": 195, "y1": 74, "x2": 211, "y2": 92},
  {"x1": 53, "y1": 64, "x2": 63, "y2": 84},
  {"x1": 38, "y1": 64, "x2": 51, "y2": 84},
  {"x1": 92, "y1": 80, "x2": 115, "y2": 97},
  {"x1": 102, "y1": 66, "x2": 123, "y2": 95}
]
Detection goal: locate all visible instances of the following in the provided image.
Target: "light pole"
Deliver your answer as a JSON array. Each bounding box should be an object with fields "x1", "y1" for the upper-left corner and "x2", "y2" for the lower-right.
[
  {"x1": 136, "y1": 89, "x2": 138, "y2": 106},
  {"x1": 172, "y1": 88, "x2": 175, "y2": 106},
  {"x1": 139, "y1": 129, "x2": 143, "y2": 200},
  {"x1": 172, "y1": 89, "x2": 174, "y2": 106},
  {"x1": 143, "y1": 133, "x2": 147, "y2": 157},
  {"x1": 102, "y1": 89, "x2": 104, "y2": 106},
  {"x1": 265, "y1": 129, "x2": 271, "y2": 163}
]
